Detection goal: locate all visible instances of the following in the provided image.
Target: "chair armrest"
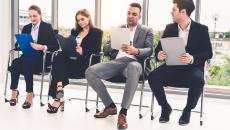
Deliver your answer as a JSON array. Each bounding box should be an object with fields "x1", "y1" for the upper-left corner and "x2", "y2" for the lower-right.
[{"x1": 88, "y1": 52, "x2": 104, "y2": 67}]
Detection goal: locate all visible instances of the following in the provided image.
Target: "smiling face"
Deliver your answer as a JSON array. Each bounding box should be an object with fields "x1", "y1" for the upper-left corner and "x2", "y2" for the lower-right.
[
  {"x1": 28, "y1": 9, "x2": 41, "y2": 25},
  {"x1": 126, "y1": 6, "x2": 141, "y2": 27}
]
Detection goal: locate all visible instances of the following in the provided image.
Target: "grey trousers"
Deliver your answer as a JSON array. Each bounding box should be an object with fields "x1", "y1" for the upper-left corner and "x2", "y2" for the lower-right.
[{"x1": 85, "y1": 57, "x2": 142, "y2": 109}]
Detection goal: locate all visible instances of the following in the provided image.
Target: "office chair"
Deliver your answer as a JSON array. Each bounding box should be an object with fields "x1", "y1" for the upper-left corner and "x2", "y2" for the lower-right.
[
  {"x1": 4, "y1": 47, "x2": 56, "y2": 106},
  {"x1": 150, "y1": 60, "x2": 210, "y2": 125}
]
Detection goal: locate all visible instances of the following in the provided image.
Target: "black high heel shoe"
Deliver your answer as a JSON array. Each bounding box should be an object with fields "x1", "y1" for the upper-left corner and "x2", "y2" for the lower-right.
[
  {"x1": 22, "y1": 93, "x2": 34, "y2": 109},
  {"x1": 47, "y1": 99, "x2": 64, "y2": 113},
  {"x1": 9, "y1": 90, "x2": 19, "y2": 106},
  {"x1": 22, "y1": 101, "x2": 32, "y2": 109},
  {"x1": 47, "y1": 86, "x2": 64, "y2": 113}
]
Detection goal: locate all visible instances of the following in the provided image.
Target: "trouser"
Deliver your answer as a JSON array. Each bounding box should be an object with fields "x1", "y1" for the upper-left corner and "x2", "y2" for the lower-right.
[
  {"x1": 48, "y1": 52, "x2": 84, "y2": 98},
  {"x1": 85, "y1": 57, "x2": 142, "y2": 109},
  {"x1": 10, "y1": 55, "x2": 43, "y2": 92},
  {"x1": 148, "y1": 65, "x2": 204, "y2": 110}
]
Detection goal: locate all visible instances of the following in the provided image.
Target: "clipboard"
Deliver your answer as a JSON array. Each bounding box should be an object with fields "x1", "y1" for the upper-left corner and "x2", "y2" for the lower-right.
[
  {"x1": 15, "y1": 34, "x2": 39, "y2": 56},
  {"x1": 160, "y1": 37, "x2": 187, "y2": 65},
  {"x1": 110, "y1": 27, "x2": 130, "y2": 50}
]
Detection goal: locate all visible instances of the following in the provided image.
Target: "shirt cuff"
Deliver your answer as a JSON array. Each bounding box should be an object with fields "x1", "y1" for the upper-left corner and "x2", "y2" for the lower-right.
[
  {"x1": 43, "y1": 45, "x2": 48, "y2": 53},
  {"x1": 190, "y1": 56, "x2": 194, "y2": 64}
]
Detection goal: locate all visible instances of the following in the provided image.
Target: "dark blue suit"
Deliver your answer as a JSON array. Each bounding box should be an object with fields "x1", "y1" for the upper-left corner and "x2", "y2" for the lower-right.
[
  {"x1": 10, "y1": 21, "x2": 59, "y2": 92},
  {"x1": 148, "y1": 21, "x2": 213, "y2": 110}
]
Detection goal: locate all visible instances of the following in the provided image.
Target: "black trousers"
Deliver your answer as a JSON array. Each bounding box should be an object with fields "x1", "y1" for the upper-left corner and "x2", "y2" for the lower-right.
[
  {"x1": 48, "y1": 52, "x2": 84, "y2": 98},
  {"x1": 148, "y1": 64, "x2": 204, "y2": 110},
  {"x1": 10, "y1": 54, "x2": 43, "y2": 92}
]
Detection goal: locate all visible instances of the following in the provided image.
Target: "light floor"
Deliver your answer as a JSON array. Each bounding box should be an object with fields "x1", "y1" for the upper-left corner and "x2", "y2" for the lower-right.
[{"x1": 0, "y1": 81, "x2": 230, "y2": 130}]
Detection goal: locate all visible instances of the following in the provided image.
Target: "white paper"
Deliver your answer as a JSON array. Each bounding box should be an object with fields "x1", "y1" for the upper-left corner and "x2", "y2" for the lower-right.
[
  {"x1": 110, "y1": 27, "x2": 130, "y2": 50},
  {"x1": 160, "y1": 37, "x2": 187, "y2": 65}
]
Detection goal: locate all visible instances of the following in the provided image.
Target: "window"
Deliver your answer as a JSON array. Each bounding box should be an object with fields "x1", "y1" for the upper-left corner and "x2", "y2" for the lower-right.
[
  {"x1": 101, "y1": 0, "x2": 143, "y2": 29},
  {"x1": 200, "y1": 0, "x2": 230, "y2": 87},
  {"x1": 19, "y1": 0, "x2": 52, "y2": 32},
  {"x1": 148, "y1": 0, "x2": 196, "y2": 32},
  {"x1": 58, "y1": 0, "x2": 95, "y2": 36}
]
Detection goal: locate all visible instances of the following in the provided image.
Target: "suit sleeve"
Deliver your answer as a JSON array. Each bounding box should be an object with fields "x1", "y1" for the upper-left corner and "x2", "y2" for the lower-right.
[
  {"x1": 84, "y1": 29, "x2": 103, "y2": 65},
  {"x1": 192, "y1": 26, "x2": 213, "y2": 65},
  {"x1": 136, "y1": 27, "x2": 154, "y2": 58},
  {"x1": 45, "y1": 24, "x2": 59, "y2": 52}
]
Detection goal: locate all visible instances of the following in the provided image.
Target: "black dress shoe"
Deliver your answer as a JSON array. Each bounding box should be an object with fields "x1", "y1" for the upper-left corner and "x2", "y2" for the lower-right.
[
  {"x1": 159, "y1": 106, "x2": 172, "y2": 123},
  {"x1": 179, "y1": 110, "x2": 191, "y2": 125}
]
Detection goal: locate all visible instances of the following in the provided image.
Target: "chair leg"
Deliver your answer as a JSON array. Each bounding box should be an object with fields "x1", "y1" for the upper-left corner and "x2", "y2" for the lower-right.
[
  {"x1": 200, "y1": 88, "x2": 204, "y2": 126},
  {"x1": 96, "y1": 94, "x2": 100, "y2": 113},
  {"x1": 4, "y1": 51, "x2": 12, "y2": 103},
  {"x1": 40, "y1": 72, "x2": 45, "y2": 106},
  {"x1": 47, "y1": 72, "x2": 53, "y2": 104},
  {"x1": 40, "y1": 56, "x2": 46, "y2": 107},
  {"x1": 4, "y1": 71, "x2": 9, "y2": 103},
  {"x1": 139, "y1": 82, "x2": 144, "y2": 119},
  {"x1": 85, "y1": 82, "x2": 90, "y2": 112},
  {"x1": 151, "y1": 93, "x2": 155, "y2": 120}
]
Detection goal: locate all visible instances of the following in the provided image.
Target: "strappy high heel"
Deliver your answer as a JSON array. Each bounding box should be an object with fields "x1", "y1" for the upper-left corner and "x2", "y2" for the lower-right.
[
  {"x1": 47, "y1": 99, "x2": 64, "y2": 113},
  {"x1": 22, "y1": 93, "x2": 34, "y2": 109},
  {"x1": 47, "y1": 85, "x2": 64, "y2": 113},
  {"x1": 22, "y1": 101, "x2": 32, "y2": 109},
  {"x1": 9, "y1": 90, "x2": 19, "y2": 106}
]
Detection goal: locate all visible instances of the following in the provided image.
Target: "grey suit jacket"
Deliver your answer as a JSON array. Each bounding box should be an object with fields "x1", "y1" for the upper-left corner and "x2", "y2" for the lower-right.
[{"x1": 104, "y1": 24, "x2": 154, "y2": 61}]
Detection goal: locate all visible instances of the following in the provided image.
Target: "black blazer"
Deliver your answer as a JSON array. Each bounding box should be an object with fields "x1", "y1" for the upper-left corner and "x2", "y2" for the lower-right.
[
  {"x1": 71, "y1": 27, "x2": 103, "y2": 70},
  {"x1": 21, "y1": 21, "x2": 59, "y2": 52},
  {"x1": 155, "y1": 21, "x2": 213, "y2": 70}
]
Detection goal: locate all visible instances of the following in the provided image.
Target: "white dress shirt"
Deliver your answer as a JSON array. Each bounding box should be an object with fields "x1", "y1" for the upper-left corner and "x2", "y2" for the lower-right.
[
  {"x1": 178, "y1": 19, "x2": 193, "y2": 63},
  {"x1": 31, "y1": 21, "x2": 40, "y2": 43}
]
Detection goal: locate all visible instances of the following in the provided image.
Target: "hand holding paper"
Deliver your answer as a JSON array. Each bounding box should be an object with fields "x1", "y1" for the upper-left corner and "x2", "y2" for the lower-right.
[
  {"x1": 157, "y1": 51, "x2": 167, "y2": 61},
  {"x1": 180, "y1": 53, "x2": 193, "y2": 64}
]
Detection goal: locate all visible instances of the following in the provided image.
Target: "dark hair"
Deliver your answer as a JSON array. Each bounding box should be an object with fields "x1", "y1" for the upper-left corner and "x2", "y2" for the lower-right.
[
  {"x1": 28, "y1": 5, "x2": 42, "y2": 15},
  {"x1": 74, "y1": 9, "x2": 94, "y2": 32},
  {"x1": 129, "y1": 2, "x2": 142, "y2": 13},
  {"x1": 173, "y1": 0, "x2": 195, "y2": 16}
]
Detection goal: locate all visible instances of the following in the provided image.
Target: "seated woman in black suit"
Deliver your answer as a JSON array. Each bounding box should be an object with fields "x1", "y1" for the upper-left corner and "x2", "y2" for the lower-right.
[
  {"x1": 47, "y1": 9, "x2": 103, "y2": 113},
  {"x1": 9, "y1": 5, "x2": 59, "y2": 109}
]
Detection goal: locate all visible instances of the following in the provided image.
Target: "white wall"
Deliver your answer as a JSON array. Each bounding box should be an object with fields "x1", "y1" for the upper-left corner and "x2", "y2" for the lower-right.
[{"x1": 0, "y1": 0, "x2": 11, "y2": 86}]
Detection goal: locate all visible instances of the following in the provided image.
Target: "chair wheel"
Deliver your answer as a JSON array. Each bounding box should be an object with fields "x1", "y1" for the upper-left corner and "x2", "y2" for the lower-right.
[
  {"x1": 40, "y1": 102, "x2": 45, "y2": 106},
  {"x1": 200, "y1": 121, "x2": 203, "y2": 126},
  {"x1": 5, "y1": 98, "x2": 9, "y2": 103},
  {"x1": 85, "y1": 108, "x2": 90, "y2": 112},
  {"x1": 151, "y1": 116, "x2": 154, "y2": 120},
  {"x1": 96, "y1": 109, "x2": 100, "y2": 113},
  {"x1": 139, "y1": 114, "x2": 143, "y2": 119}
]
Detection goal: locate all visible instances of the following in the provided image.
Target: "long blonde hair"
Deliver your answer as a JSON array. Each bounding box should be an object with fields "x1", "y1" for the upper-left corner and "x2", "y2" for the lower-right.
[{"x1": 74, "y1": 9, "x2": 94, "y2": 32}]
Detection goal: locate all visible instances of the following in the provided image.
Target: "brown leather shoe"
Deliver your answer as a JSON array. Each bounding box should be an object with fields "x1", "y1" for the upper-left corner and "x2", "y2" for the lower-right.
[
  {"x1": 94, "y1": 106, "x2": 117, "y2": 118},
  {"x1": 117, "y1": 114, "x2": 128, "y2": 129}
]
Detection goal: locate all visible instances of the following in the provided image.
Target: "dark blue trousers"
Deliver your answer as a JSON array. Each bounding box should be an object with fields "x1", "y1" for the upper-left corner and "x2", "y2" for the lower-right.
[
  {"x1": 148, "y1": 64, "x2": 204, "y2": 110},
  {"x1": 10, "y1": 54, "x2": 43, "y2": 92}
]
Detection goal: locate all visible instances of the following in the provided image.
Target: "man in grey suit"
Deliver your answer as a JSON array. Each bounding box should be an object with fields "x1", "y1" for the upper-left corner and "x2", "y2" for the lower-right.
[{"x1": 85, "y1": 3, "x2": 153, "y2": 129}]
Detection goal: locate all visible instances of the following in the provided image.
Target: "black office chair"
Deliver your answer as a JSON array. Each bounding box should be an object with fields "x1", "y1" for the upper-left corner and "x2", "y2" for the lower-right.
[{"x1": 4, "y1": 47, "x2": 56, "y2": 106}]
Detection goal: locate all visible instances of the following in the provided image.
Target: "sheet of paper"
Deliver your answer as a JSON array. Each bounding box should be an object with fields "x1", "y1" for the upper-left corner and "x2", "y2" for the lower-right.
[
  {"x1": 110, "y1": 27, "x2": 130, "y2": 50},
  {"x1": 160, "y1": 37, "x2": 187, "y2": 65}
]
